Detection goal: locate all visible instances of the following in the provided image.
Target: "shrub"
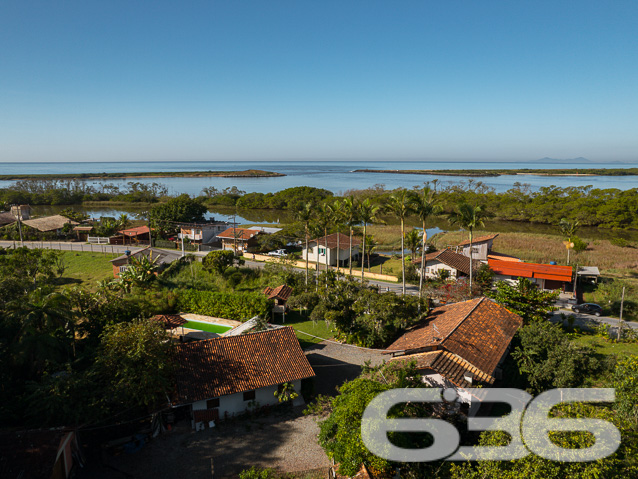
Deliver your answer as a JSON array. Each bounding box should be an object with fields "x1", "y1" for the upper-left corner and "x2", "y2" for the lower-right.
[
  {"x1": 610, "y1": 237, "x2": 630, "y2": 248},
  {"x1": 177, "y1": 290, "x2": 273, "y2": 320}
]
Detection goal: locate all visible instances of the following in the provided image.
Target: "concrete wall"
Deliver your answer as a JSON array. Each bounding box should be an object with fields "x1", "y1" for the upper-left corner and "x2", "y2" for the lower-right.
[
  {"x1": 302, "y1": 244, "x2": 359, "y2": 267},
  {"x1": 418, "y1": 260, "x2": 459, "y2": 279},
  {"x1": 190, "y1": 380, "x2": 302, "y2": 427},
  {"x1": 460, "y1": 241, "x2": 490, "y2": 261}
]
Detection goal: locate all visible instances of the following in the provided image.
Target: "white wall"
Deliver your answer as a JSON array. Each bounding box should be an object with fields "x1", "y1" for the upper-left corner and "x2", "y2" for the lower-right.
[
  {"x1": 417, "y1": 260, "x2": 459, "y2": 279},
  {"x1": 303, "y1": 244, "x2": 359, "y2": 266},
  {"x1": 190, "y1": 380, "x2": 302, "y2": 427}
]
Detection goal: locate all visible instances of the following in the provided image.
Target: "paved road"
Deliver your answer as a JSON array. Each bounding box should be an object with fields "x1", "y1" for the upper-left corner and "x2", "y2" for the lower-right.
[{"x1": 553, "y1": 307, "x2": 638, "y2": 331}]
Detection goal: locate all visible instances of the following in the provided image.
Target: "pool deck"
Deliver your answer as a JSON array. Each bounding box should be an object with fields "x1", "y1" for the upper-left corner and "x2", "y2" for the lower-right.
[{"x1": 169, "y1": 314, "x2": 243, "y2": 341}]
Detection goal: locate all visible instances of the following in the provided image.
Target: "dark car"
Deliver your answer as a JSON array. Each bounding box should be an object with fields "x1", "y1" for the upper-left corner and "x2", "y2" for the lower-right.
[{"x1": 572, "y1": 303, "x2": 602, "y2": 316}]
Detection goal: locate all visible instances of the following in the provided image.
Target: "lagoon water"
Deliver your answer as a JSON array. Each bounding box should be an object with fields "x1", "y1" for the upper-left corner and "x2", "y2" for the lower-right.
[{"x1": 1, "y1": 160, "x2": 638, "y2": 195}]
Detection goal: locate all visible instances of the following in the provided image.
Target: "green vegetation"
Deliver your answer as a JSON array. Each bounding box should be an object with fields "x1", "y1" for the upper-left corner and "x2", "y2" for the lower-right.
[
  {"x1": 177, "y1": 290, "x2": 273, "y2": 321},
  {"x1": 182, "y1": 320, "x2": 232, "y2": 334},
  {"x1": 58, "y1": 252, "x2": 115, "y2": 288},
  {"x1": 0, "y1": 169, "x2": 283, "y2": 180},
  {"x1": 353, "y1": 167, "x2": 638, "y2": 176}
]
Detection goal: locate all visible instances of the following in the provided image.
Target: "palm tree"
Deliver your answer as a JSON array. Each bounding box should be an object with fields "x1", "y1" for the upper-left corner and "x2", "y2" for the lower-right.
[
  {"x1": 410, "y1": 187, "x2": 442, "y2": 298},
  {"x1": 448, "y1": 203, "x2": 490, "y2": 297},
  {"x1": 357, "y1": 198, "x2": 382, "y2": 281},
  {"x1": 364, "y1": 235, "x2": 378, "y2": 272},
  {"x1": 559, "y1": 218, "x2": 579, "y2": 265},
  {"x1": 404, "y1": 229, "x2": 421, "y2": 259},
  {"x1": 342, "y1": 197, "x2": 359, "y2": 276},
  {"x1": 384, "y1": 190, "x2": 413, "y2": 295},
  {"x1": 317, "y1": 203, "x2": 332, "y2": 273},
  {"x1": 118, "y1": 213, "x2": 131, "y2": 230},
  {"x1": 327, "y1": 200, "x2": 345, "y2": 271},
  {"x1": 296, "y1": 201, "x2": 314, "y2": 288}
]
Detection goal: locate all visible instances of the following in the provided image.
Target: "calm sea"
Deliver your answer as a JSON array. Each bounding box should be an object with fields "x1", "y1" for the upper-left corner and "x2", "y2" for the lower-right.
[{"x1": 1, "y1": 159, "x2": 637, "y2": 195}]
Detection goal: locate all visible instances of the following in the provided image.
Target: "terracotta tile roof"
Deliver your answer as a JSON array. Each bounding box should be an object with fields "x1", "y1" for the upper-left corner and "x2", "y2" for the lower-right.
[
  {"x1": 117, "y1": 225, "x2": 150, "y2": 236},
  {"x1": 150, "y1": 314, "x2": 187, "y2": 329},
  {"x1": 412, "y1": 249, "x2": 482, "y2": 275},
  {"x1": 309, "y1": 232, "x2": 361, "y2": 249},
  {"x1": 390, "y1": 350, "x2": 495, "y2": 388},
  {"x1": 217, "y1": 227, "x2": 260, "y2": 240},
  {"x1": 487, "y1": 251, "x2": 521, "y2": 262},
  {"x1": 386, "y1": 297, "x2": 523, "y2": 378},
  {"x1": 173, "y1": 326, "x2": 315, "y2": 404},
  {"x1": 263, "y1": 284, "x2": 294, "y2": 302},
  {"x1": 488, "y1": 259, "x2": 573, "y2": 282},
  {"x1": 457, "y1": 233, "x2": 499, "y2": 247}
]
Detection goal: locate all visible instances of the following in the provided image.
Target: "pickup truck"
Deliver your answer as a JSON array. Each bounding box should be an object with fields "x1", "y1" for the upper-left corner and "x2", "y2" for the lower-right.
[{"x1": 267, "y1": 249, "x2": 287, "y2": 257}]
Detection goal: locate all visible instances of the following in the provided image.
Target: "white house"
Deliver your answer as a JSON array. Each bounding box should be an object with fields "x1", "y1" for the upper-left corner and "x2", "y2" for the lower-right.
[
  {"x1": 178, "y1": 220, "x2": 229, "y2": 245},
  {"x1": 172, "y1": 326, "x2": 315, "y2": 430},
  {"x1": 413, "y1": 249, "x2": 482, "y2": 280},
  {"x1": 302, "y1": 233, "x2": 361, "y2": 267},
  {"x1": 386, "y1": 297, "x2": 523, "y2": 416}
]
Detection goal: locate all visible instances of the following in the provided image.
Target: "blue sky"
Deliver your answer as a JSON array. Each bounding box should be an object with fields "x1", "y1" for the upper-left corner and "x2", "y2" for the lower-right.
[{"x1": 1, "y1": 1, "x2": 637, "y2": 162}]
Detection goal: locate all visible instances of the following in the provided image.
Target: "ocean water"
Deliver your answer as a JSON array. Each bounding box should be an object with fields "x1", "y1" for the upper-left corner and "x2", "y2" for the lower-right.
[{"x1": 1, "y1": 159, "x2": 637, "y2": 195}]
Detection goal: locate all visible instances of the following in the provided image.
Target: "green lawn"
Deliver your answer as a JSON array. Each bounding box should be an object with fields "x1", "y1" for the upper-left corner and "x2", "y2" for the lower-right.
[
  {"x1": 57, "y1": 251, "x2": 116, "y2": 289},
  {"x1": 270, "y1": 310, "x2": 335, "y2": 349},
  {"x1": 571, "y1": 331, "x2": 638, "y2": 358}
]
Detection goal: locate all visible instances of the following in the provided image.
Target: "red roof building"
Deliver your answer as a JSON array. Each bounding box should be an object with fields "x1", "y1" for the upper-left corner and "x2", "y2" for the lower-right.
[
  {"x1": 488, "y1": 258, "x2": 572, "y2": 290},
  {"x1": 217, "y1": 227, "x2": 263, "y2": 253}
]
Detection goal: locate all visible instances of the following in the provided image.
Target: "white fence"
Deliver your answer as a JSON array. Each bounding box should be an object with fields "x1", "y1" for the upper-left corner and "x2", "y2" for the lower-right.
[{"x1": 88, "y1": 236, "x2": 110, "y2": 244}]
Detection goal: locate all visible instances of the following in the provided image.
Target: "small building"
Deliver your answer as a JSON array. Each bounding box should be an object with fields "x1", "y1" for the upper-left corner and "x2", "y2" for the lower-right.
[
  {"x1": 110, "y1": 246, "x2": 182, "y2": 278},
  {"x1": 386, "y1": 297, "x2": 523, "y2": 416},
  {"x1": 73, "y1": 225, "x2": 94, "y2": 242},
  {"x1": 455, "y1": 234, "x2": 499, "y2": 261},
  {"x1": 217, "y1": 227, "x2": 263, "y2": 253},
  {"x1": 10, "y1": 204, "x2": 31, "y2": 220},
  {"x1": 178, "y1": 220, "x2": 230, "y2": 245},
  {"x1": 413, "y1": 248, "x2": 483, "y2": 280},
  {"x1": 21, "y1": 215, "x2": 78, "y2": 234},
  {"x1": 488, "y1": 258, "x2": 573, "y2": 290},
  {"x1": 109, "y1": 225, "x2": 151, "y2": 245},
  {"x1": 302, "y1": 232, "x2": 361, "y2": 267},
  {"x1": 263, "y1": 284, "x2": 294, "y2": 309},
  {"x1": 172, "y1": 326, "x2": 315, "y2": 429},
  {"x1": 0, "y1": 211, "x2": 16, "y2": 227}
]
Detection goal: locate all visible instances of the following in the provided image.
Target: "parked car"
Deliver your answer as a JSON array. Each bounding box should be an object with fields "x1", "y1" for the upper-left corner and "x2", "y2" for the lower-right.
[
  {"x1": 268, "y1": 249, "x2": 287, "y2": 257},
  {"x1": 572, "y1": 303, "x2": 602, "y2": 316}
]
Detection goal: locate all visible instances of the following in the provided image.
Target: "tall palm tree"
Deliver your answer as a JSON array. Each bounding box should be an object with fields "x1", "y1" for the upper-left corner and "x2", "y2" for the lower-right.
[
  {"x1": 327, "y1": 200, "x2": 345, "y2": 271},
  {"x1": 384, "y1": 190, "x2": 413, "y2": 295},
  {"x1": 364, "y1": 235, "x2": 378, "y2": 272},
  {"x1": 559, "y1": 218, "x2": 579, "y2": 265},
  {"x1": 317, "y1": 203, "x2": 332, "y2": 273},
  {"x1": 118, "y1": 213, "x2": 131, "y2": 230},
  {"x1": 296, "y1": 201, "x2": 314, "y2": 288},
  {"x1": 357, "y1": 198, "x2": 382, "y2": 281},
  {"x1": 342, "y1": 197, "x2": 359, "y2": 276},
  {"x1": 448, "y1": 203, "x2": 490, "y2": 297},
  {"x1": 410, "y1": 187, "x2": 442, "y2": 298}
]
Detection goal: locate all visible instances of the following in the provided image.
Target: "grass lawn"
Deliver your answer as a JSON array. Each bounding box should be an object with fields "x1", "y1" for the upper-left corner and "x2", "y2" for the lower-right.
[
  {"x1": 571, "y1": 331, "x2": 638, "y2": 359},
  {"x1": 57, "y1": 251, "x2": 116, "y2": 289},
  {"x1": 270, "y1": 310, "x2": 335, "y2": 349}
]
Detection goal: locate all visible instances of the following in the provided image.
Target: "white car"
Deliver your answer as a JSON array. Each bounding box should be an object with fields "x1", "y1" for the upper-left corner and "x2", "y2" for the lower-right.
[{"x1": 268, "y1": 249, "x2": 287, "y2": 257}]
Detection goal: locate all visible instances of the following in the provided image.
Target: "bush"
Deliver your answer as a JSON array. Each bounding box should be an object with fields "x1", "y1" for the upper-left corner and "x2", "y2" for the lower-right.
[
  {"x1": 177, "y1": 290, "x2": 273, "y2": 320},
  {"x1": 571, "y1": 235, "x2": 589, "y2": 253},
  {"x1": 610, "y1": 237, "x2": 631, "y2": 248}
]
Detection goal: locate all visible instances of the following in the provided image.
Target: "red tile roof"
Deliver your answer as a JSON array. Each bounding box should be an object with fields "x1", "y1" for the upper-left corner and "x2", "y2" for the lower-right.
[
  {"x1": 488, "y1": 259, "x2": 573, "y2": 282},
  {"x1": 457, "y1": 233, "x2": 499, "y2": 247},
  {"x1": 263, "y1": 285, "x2": 294, "y2": 302},
  {"x1": 390, "y1": 350, "x2": 495, "y2": 388},
  {"x1": 173, "y1": 327, "x2": 315, "y2": 404},
  {"x1": 217, "y1": 227, "x2": 260, "y2": 240},
  {"x1": 150, "y1": 314, "x2": 187, "y2": 329},
  {"x1": 386, "y1": 297, "x2": 523, "y2": 378},
  {"x1": 309, "y1": 232, "x2": 361, "y2": 249},
  {"x1": 412, "y1": 249, "x2": 482, "y2": 275},
  {"x1": 117, "y1": 225, "x2": 150, "y2": 237}
]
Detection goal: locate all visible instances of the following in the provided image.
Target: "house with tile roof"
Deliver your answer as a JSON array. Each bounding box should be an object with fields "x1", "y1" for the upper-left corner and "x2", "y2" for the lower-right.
[
  {"x1": 109, "y1": 225, "x2": 151, "y2": 245},
  {"x1": 303, "y1": 232, "x2": 361, "y2": 267},
  {"x1": 488, "y1": 258, "x2": 573, "y2": 290},
  {"x1": 386, "y1": 297, "x2": 523, "y2": 415},
  {"x1": 172, "y1": 326, "x2": 315, "y2": 429},
  {"x1": 455, "y1": 233, "x2": 500, "y2": 261},
  {"x1": 412, "y1": 248, "x2": 483, "y2": 280},
  {"x1": 21, "y1": 215, "x2": 78, "y2": 233},
  {"x1": 217, "y1": 227, "x2": 264, "y2": 253},
  {"x1": 109, "y1": 246, "x2": 182, "y2": 278}
]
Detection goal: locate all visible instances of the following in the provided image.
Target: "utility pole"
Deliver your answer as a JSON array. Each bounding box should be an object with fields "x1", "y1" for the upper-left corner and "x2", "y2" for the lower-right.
[
  {"x1": 232, "y1": 212, "x2": 237, "y2": 254},
  {"x1": 618, "y1": 286, "x2": 625, "y2": 341},
  {"x1": 16, "y1": 206, "x2": 24, "y2": 246}
]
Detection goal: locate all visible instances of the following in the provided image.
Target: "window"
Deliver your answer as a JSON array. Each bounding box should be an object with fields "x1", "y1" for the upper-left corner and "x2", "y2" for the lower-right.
[
  {"x1": 118, "y1": 265, "x2": 128, "y2": 273},
  {"x1": 471, "y1": 246, "x2": 480, "y2": 254},
  {"x1": 319, "y1": 247, "x2": 326, "y2": 256},
  {"x1": 207, "y1": 398, "x2": 219, "y2": 409},
  {"x1": 243, "y1": 390, "x2": 256, "y2": 401}
]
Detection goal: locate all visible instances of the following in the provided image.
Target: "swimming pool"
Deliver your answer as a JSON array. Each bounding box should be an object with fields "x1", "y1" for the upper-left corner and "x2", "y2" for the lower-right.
[{"x1": 183, "y1": 320, "x2": 233, "y2": 334}]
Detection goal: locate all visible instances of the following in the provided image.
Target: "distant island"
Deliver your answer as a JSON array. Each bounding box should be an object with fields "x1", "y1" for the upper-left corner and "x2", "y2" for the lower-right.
[
  {"x1": 353, "y1": 167, "x2": 638, "y2": 177},
  {"x1": 0, "y1": 169, "x2": 285, "y2": 180}
]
